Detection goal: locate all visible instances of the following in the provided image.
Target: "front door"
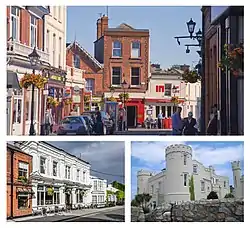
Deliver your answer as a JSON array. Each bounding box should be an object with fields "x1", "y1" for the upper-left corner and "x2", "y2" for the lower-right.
[
  {"x1": 127, "y1": 106, "x2": 137, "y2": 127},
  {"x1": 12, "y1": 96, "x2": 23, "y2": 135}
]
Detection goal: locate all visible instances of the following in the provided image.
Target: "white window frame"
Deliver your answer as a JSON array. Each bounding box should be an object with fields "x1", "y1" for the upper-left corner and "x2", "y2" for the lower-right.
[
  {"x1": 201, "y1": 181, "x2": 205, "y2": 192},
  {"x1": 18, "y1": 162, "x2": 29, "y2": 178},
  {"x1": 53, "y1": 161, "x2": 57, "y2": 177},
  {"x1": 193, "y1": 164, "x2": 198, "y2": 174},
  {"x1": 65, "y1": 165, "x2": 71, "y2": 179},
  {"x1": 131, "y1": 41, "x2": 140, "y2": 58},
  {"x1": 112, "y1": 41, "x2": 122, "y2": 57},
  {"x1": 10, "y1": 6, "x2": 20, "y2": 41},
  {"x1": 40, "y1": 157, "x2": 46, "y2": 174},
  {"x1": 77, "y1": 169, "x2": 80, "y2": 181},
  {"x1": 131, "y1": 67, "x2": 140, "y2": 86},
  {"x1": 30, "y1": 15, "x2": 37, "y2": 48},
  {"x1": 111, "y1": 67, "x2": 121, "y2": 86},
  {"x1": 58, "y1": 37, "x2": 62, "y2": 68},
  {"x1": 82, "y1": 171, "x2": 86, "y2": 183}
]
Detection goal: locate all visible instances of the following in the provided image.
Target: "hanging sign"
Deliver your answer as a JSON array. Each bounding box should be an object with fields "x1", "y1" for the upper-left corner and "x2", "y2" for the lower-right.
[
  {"x1": 64, "y1": 87, "x2": 71, "y2": 98},
  {"x1": 48, "y1": 88, "x2": 55, "y2": 97}
]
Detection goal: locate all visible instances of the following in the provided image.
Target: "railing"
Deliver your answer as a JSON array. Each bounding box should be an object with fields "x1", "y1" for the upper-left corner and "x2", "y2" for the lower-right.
[{"x1": 7, "y1": 40, "x2": 49, "y2": 63}]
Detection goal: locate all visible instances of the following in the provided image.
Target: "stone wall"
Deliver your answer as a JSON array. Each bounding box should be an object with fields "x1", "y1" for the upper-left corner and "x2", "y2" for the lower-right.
[{"x1": 131, "y1": 199, "x2": 244, "y2": 222}]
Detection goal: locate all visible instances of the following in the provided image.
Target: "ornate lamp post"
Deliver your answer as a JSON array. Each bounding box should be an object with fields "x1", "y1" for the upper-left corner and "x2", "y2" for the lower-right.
[
  {"x1": 28, "y1": 47, "x2": 40, "y2": 135},
  {"x1": 121, "y1": 80, "x2": 128, "y2": 131}
]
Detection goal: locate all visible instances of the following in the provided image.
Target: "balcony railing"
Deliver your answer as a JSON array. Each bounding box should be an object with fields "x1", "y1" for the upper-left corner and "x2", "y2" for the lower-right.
[{"x1": 7, "y1": 40, "x2": 49, "y2": 63}]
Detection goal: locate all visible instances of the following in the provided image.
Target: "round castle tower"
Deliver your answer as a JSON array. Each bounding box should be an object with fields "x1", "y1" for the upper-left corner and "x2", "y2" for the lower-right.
[
  {"x1": 231, "y1": 161, "x2": 243, "y2": 198},
  {"x1": 165, "y1": 144, "x2": 193, "y2": 203},
  {"x1": 137, "y1": 170, "x2": 153, "y2": 194}
]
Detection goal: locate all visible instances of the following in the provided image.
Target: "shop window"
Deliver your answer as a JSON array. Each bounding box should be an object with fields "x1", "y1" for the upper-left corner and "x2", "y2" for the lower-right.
[
  {"x1": 18, "y1": 193, "x2": 29, "y2": 209},
  {"x1": 53, "y1": 187, "x2": 60, "y2": 204},
  {"x1": 45, "y1": 188, "x2": 53, "y2": 205},
  {"x1": 37, "y1": 185, "x2": 45, "y2": 206},
  {"x1": 167, "y1": 106, "x2": 172, "y2": 117}
]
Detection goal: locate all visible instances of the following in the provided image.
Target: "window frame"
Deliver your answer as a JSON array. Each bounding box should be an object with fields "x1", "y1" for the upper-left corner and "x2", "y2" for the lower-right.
[
  {"x1": 30, "y1": 15, "x2": 37, "y2": 48},
  {"x1": 40, "y1": 157, "x2": 46, "y2": 174},
  {"x1": 112, "y1": 41, "x2": 122, "y2": 57},
  {"x1": 131, "y1": 41, "x2": 141, "y2": 58},
  {"x1": 73, "y1": 54, "x2": 80, "y2": 68},
  {"x1": 18, "y1": 193, "x2": 29, "y2": 209},
  {"x1": 201, "y1": 181, "x2": 205, "y2": 192},
  {"x1": 111, "y1": 67, "x2": 121, "y2": 86},
  {"x1": 183, "y1": 173, "x2": 187, "y2": 187},
  {"x1": 164, "y1": 83, "x2": 172, "y2": 96},
  {"x1": 10, "y1": 6, "x2": 20, "y2": 41},
  {"x1": 18, "y1": 162, "x2": 29, "y2": 179},
  {"x1": 193, "y1": 164, "x2": 198, "y2": 174},
  {"x1": 184, "y1": 154, "x2": 187, "y2": 165},
  {"x1": 53, "y1": 161, "x2": 57, "y2": 177},
  {"x1": 76, "y1": 169, "x2": 80, "y2": 181},
  {"x1": 131, "y1": 67, "x2": 140, "y2": 86},
  {"x1": 85, "y1": 78, "x2": 95, "y2": 92}
]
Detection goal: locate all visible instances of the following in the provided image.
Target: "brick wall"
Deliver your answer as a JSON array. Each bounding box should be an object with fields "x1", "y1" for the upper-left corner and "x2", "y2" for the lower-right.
[{"x1": 6, "y1": 147, "x2": 33, "y2": 218}]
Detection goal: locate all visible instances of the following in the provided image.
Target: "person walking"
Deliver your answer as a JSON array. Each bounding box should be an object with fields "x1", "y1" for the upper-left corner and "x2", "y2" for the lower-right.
[
  {"x1": 44, "y1": 108, "x2": 53, "y2": 135},
  {"x1": 171, "y1": 107, "x2": 183, "y2": 135},
  {"x1": 182, "y1": 112, "x2": 197, "y2": 135},
  {"x1": 95, "y1": 107, "x2": 104, "y2": 135},
  {"x1": 157, "y1": 112, "x2": 163, "y2": 129},
  {"x1": 206, "y1": 104, "x2": 218, "y2": 135}
]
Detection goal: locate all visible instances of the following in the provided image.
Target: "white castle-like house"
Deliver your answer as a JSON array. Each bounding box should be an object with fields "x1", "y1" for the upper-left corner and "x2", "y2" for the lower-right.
[{"x1": 137, "y1": 144, "x2": 244, "y2": 207}]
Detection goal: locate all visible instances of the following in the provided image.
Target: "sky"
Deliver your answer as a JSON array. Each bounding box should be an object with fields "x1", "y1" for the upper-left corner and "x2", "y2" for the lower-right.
[
  {"x1": 48, "y1": 141, "x2": 125, "y2": 184},
  {"x1": 67, "y1": 6, "x2": 202, "y2": 69},
  {"x1": 131, "y1": 141, "x2": 244, "y2": 198}
]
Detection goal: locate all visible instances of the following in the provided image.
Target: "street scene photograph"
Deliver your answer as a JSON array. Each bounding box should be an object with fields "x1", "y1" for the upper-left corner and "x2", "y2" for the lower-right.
[
  {"x1": 6, "y1": 6, "x2": 244, "y2": 136},
  {"x1": 131, "y1": 141, "x2": 244, "y2": 222},
  {"x1": 7, "y1": 141, "x2": 125, "y2": 222}
]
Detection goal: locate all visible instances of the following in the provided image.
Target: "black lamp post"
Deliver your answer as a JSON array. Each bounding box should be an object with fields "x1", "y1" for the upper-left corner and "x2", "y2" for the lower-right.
[
  {"x1": 186, "y1": 18, "x2": 196, "y2": 38},
  {"x1": 28, "y1": 47, "x2": 40, "y2": 135},
  {"x1": 172, "y1": 85, "x2": 178, "y2": 112},
  {"x1": 121, "y1": 80, "x2": 128, "y2": 131}
]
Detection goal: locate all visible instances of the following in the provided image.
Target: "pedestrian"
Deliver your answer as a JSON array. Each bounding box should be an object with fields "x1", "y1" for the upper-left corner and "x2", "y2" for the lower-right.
[
  {"x1": 157, "y1": 112, "x2": 163, "y2": 129},
  {"x1": 182, "y1": 112, "x2": 197, "y2": 135},
  {"x1": 171, "y1": 107, "x2": 183, "y2": 135},
  {"x1": 44, "y1": 108, "x2": 53, "y2": 135},
  {"x1": 206, "y1": 104, "x2": 218, "y2": 135},
  {"x1": 95, "y1": 107, "x2": 104, "y2": 135}
]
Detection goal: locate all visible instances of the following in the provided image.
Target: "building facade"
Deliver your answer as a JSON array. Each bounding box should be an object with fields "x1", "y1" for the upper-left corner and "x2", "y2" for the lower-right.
[
  {"x1": 94, "y1": 15, "x2": 150, "y2": 127},
  {"x1": 7, "y1": 6, "x2": 50, "y2": 135},
  {"x1": 231, "y1": 161, "x2": 244, "y2": 199},
  {"x1": 145, "y1": 65, "x2": 201, "y2": 120},
  {"x1": 90, "y1": 176, "x2": 107, "y2": 207},
  {"x1": 202, "y1": 6, "x2": 244, "y2": 135},
  {"x1": 137, "y1": 144, "x2": 231, "y2": 206},
  {"x1": 106, "y1": 184, "x2": 119, "y2": 203},
  {"x1": 65, "y1": 41, "x2": 103, "y2": 115},
  {"x1": 7, "y1": 143, "x2": 33, "y2": 218},
  {"x1": 43, "y1": 6, "x2": 67, "y2": 127},
  {"x1": 16, "y1": 141, "x2": 93, "y2": 211}
]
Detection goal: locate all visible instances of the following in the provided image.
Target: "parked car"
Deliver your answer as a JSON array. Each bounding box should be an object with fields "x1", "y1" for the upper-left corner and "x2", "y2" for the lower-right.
[
  {"x1": 57, "y1": 116, "x2": 89, "y2": 135},
  {"x1": 81, "y1": 115, "x2": 95, "y2": 135}
]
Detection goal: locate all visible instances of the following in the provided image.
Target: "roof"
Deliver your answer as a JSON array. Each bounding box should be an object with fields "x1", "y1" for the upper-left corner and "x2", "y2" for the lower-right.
[
  {"x1": 66, "y1": 41, "x2": 103, "y2": 70},
  {"x1": 7, "y1": 143, "x2": 32, "y2": 157},
  {"x1": 107, "y1": 23, "x2": 149, "y2": 33},
  {"x1": 116, "y1": 23, "x2": 135, "y2": 30}
]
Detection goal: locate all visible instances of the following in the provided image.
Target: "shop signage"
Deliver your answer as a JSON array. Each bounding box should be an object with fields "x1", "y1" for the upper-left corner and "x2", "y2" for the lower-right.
[
  {"x1": 64, "y1": 87, "x2": 71, "y2": 98},
  {"x1": 50, "y1": 75, "x2": 64, "y2": 82},
  {"x1": 156, "y1": 85, "x2": 164, "y2": 92},
  {"x1": 73, "y1": 85, "x2": 80, "y2": 95},
  {"x1": 73, "y1": 95, "x2": 81, "y2": 103}
]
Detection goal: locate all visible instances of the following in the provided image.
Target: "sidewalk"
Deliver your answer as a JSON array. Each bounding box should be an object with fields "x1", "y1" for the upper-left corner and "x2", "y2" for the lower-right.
[{"x1": 9, "y1": 206, "x2": 123, "y2": 222}]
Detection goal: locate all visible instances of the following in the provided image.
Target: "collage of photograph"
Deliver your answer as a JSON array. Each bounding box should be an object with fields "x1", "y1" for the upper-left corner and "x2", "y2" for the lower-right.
[{"x1": 4, "y1": 2, "x2": 245, "y2": 225}]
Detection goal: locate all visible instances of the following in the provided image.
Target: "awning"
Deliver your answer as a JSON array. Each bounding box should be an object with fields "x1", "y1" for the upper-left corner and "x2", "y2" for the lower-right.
[
  {"x1": 17, "y1": 187, "x2": 34, "y2": 194},
  {"x1": 7, "y1": 70, "x2": 20, "y2": 89}
]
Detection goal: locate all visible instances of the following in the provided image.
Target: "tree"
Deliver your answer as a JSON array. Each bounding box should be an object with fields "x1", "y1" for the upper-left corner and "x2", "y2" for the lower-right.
[
  {"x1": 207, "y1": 191, "x2": 218, "y2": 199},
  {"x1": 131, "y1": 199, "x2": 139, "y2": 207},
  {"x1": 134, "y1": 193, "x2": 152, "y2": 209},
  {"x1": 112, "y1": 181, "x2": 125, "y2": 192},
  {"x1": 189, "y1": 175, "x2": 195, "y2": 201},
  {"x1": 225, "y1": 193, "x2": 234, "y2": 198}
]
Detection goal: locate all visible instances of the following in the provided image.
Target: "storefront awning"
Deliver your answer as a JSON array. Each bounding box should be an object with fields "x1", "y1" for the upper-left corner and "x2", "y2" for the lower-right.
[
  {"x1": 7, "y1": 70, "x2": 20, "y2": 89},
  {"x1": 17, "y1": 187, "x2": 34, "y2": 194},
  {"x1": 145, "y1": 98, "x2": 185, "y2": 103}
]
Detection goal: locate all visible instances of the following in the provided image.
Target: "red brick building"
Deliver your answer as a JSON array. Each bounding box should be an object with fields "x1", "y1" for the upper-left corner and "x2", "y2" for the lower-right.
[
  {"x1": 94, "y1": 15, "x2": 150, "y2": 127},
  {"x1": 65, "y1": 42, "x2": 104, "y2": 115},
  {"x1": 7, "y1": 143, "x2": 33, "y2": 219}
]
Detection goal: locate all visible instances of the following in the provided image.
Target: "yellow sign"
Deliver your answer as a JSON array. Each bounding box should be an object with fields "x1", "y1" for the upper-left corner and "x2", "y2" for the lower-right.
[{"x1": 50, "y1": 75, "x2": 63, "y2": 81}]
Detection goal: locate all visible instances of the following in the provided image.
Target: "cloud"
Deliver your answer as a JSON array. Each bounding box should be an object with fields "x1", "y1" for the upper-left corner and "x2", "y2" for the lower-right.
[{"x1": 49, "y1": 141, "x2": 125, "y2": 183}]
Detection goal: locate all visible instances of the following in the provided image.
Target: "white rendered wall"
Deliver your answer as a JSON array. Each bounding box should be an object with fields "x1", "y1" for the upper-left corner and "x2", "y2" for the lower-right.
[{"x1": 232, "y1": 161, "x2": 243, "y2": 198}]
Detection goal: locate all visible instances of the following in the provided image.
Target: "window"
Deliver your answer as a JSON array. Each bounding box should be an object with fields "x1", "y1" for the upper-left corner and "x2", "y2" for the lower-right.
[
  {"x1": 58, "y1": 37, "x2": 62, "y2": 68},
  {"x1": 83, "y1": 171, "x2": 86, "y2": 183},
  {"x1": 184, "y1": 174, "x2": 187, "y2": 186},
  {"x1": 151, "y1": 185, "x2": 154, "y2": 194},
  {"x1": 77, "y1": 169, "x2": 80, "y2": 181},
  {"x1": 92, "y1": 195, "x2": 97, "y2": 204},
  {"x1": 112, "y1": 67, "x2": 121, "y2": 85},
  {"x1": 73, "y1": 54, "x2": 80, "y2": 68},
  {"x1": 216, "y1": 179, "x2": 219, "y2": 184},
  {"x1": 164, "y1": 84, "x2": 172, "y2": 96},
  {"x1": 53, "y1": 161, "x2": 57, "y2": 176},
  {"x1": 112, "y1": 41, "x2": 122, "y2": 57},
  {"x1": 18, "y1": 162, "x2": 28, "y2": 178},
  {"x1": 58, "y1": 6, "x2": 61, "y2": 21},
  {"x1": 45, "y1": 187, "x2": 53, "y2": 205},
  {"x1": 53, "y1": 187, "x2": 60, "y2": 204},
  {"x1": 224, "y1": 181, "x2": 226, "y2": 188},
  {"x1": 131, "y1": 67, "x2": 140, "y2": 86},
  {"x1": 85, "y1": 78, "x2": 95, "y2": 92},
  {"x1": 131, "y1": 41, "x2": 140, "y2": 58},
  {"x1": 30, "y1": 15, "x2": 37, "y2": 47},
  {"x1": 65, "y1": 166, "x2": 71, "y2": 179},
  {"x1": 18, "y1": 194, "x2": 29, "y2": 209},
  {"x1": 184, "y1": 154, "x2": 187, "y2": 165},
  {"x1": 193, "y1": 164, "x2": 198, "y2": 174},
  {"x1": 40, "y1": 157, "x2": 46, "y2": 174},
  {"x1": 158, "y1": 182, "x2": 161, "y2": 192},
  {"x1": 37, "y1": 185, "x2": 45, "y2": 206},
  {"x1": 10, "y1": 6, "x2": 20, "y2": 41},
  {"x1": 94, "y1": 180, "x2": 97, "y2": 191},
  {"x1": 201, "y1": 181, "x2": 205, "y2": 191},
  {"x1": 235, "y1": 176, "x2": 237, "y2": 188},
  {"x1": 46, "y1": 30, "x2": 50, "y2": 52},
  {"x1": 53, "y1": 34, "x2": 56, "y2": 66}
]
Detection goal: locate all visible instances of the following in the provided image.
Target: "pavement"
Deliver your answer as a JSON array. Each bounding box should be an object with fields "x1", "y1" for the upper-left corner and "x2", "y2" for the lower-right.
[
  {"x1": 9, "y1": 206, "x2": 125, "y2": 222},
  {"x1": 114, "y1": 128, "x2": 172, "y2": 135}
]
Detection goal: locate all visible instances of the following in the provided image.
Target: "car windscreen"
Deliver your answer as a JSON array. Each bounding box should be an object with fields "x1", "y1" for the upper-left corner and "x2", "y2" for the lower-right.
[{"x1": 61, "y1": 117, "x2": 82, "y2": 124}]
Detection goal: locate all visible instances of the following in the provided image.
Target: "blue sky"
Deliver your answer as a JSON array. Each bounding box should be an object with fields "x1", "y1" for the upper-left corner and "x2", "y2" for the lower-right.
[
  {"x1": 131, "y1": 141, "x2": 244, "y2": 198},
  {"x1": 67, "y1": 6, "x2": 202, "y2": 69}
]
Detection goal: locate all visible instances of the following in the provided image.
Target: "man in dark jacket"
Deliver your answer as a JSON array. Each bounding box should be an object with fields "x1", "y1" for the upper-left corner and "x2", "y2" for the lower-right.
[
  {"x1": 206, "y1": 104, "x2": 218, "y2": 135},
  {"x1": 183, "y1": 112, "x2": 197, "y2": 135}
]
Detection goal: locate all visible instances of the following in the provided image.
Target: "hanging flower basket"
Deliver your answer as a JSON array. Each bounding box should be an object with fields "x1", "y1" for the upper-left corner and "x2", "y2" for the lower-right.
[
  {"x1": 64, "y1": 98, "x2": 72, "y2": 106},
  {"x1": 218, "y1": 42, "x2": 244, "y2": 77},
  {"x1": 20, "y1": 73, "x2": 47, "y2": 89},
  {"x1": 119, "y1": 93, "x2": 129, "y2": 101},
  {"x1": 80, "y1": 190, "x2": 87, "y2": 196},
  {"x1": 18, "y1": 176, "x2": 28, "y2": 184},
  {"x1": 47, "y1": 187, "x2": 54, "y2": 196},
  {"x1": 171, "y1": 96, "x2": 180, "y2": 104},
  {"x1": 182, "y1": 69, "x2": 201, "y2": 83},
  {"x1": 84, "y1": 95, "x2": 91, "y2": 103},
  {"x1": 107, "y1": 96, "x2": 117, "y2": 102},
  {"x1": 47, "y1": 97, "x2": 59, "y2": 107}
]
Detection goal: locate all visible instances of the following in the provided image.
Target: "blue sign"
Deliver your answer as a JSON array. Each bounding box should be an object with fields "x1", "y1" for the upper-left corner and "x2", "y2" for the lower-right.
[
  {"x1": 211, "y1": 6, "x2": 229, "y2": 23},
  {"x1": 48, "y1": 88, "x2": 54, "y2": 97}
]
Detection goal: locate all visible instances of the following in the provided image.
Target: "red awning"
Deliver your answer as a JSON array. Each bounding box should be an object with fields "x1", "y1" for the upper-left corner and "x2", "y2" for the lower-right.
[{"x1": 145, "y1": 98, "x2": 185, "y2": 103}]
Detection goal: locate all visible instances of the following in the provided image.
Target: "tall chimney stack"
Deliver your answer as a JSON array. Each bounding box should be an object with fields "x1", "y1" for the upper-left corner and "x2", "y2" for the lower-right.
[
  {"x1": 101, "y1": 15, "x2": 108, "y2": 37},
  {"x1": 97, "y1": 18, "x2": 101, "y2": 39}
]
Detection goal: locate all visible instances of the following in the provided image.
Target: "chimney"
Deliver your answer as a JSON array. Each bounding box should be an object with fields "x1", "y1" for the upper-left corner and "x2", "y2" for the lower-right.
[
  {"x1": 97, "y1": 18, "x2": 101, "y2": 39},
  {"x1": 101, "y1": 15, "x2": 108, "y2": 37}
]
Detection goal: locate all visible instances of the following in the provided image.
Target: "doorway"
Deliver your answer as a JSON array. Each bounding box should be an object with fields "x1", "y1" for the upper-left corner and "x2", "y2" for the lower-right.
[
  {"x1": 65, "y1": 193, "x2": 71, "y2": 209},
  {"x1": 12, "y1": 96, "x2": 23, "y2": 135},
  {"x1": 127, "y1": 106, "x2": 137, "y2": 128}
]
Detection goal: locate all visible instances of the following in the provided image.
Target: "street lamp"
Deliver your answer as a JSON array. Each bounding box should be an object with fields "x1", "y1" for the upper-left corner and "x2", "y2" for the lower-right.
[
  {"x1": 121, "y1": 80, "x2": 128, "y2": 108},
  {"x1": 28, "y1": 47, "x2": 40, "y2": 135},
  {"x1": 172, "y1": 85, "x2": 178, "y2": 112},
  {"x1": 186, "y1": 18, "x2": 196, "y2": 38}
]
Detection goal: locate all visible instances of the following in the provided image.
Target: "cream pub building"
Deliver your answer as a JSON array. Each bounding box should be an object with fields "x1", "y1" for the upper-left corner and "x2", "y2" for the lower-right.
[{"x1": 144, "y1": 65, "x2": 201, "y2": 120}]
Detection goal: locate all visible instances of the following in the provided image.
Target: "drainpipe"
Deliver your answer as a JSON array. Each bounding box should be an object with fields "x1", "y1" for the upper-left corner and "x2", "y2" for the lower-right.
[{"x1": 10, "y1": 150, "x2": 14, "y2": 218}]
